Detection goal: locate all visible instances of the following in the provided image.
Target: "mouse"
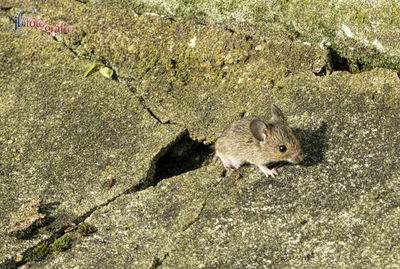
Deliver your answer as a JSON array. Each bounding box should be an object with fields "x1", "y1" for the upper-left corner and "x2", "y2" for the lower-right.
[{"x1": 213, "y1": 104, "x2": 303, "y2": 177}]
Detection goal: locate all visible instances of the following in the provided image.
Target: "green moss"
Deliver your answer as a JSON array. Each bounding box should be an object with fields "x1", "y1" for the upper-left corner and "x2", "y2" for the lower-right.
[
  {"x1": 53, "y1": 234, "x2": 72, "y2": 251},
  {"x1": 10, "y1": 227, "x2": 34, "y2": 240},
  {"x1": 27, "y1": 243, "x2": 51, "y2": 261},
  {"x1": 148, "y1": 256, "x2": 162, "y2": 269},
  {"x1": 78, "y1": 222, "x2": 95, "y2": 236},
  {"x1": 1, "y1": 260, "x2": 17, "y2": 269},
  {"x1": 9, "y1": 216, "x2": 48, "y2": 239},
  {"x1": 34, "y1": 216, "x2": 48, "y2": 227}
]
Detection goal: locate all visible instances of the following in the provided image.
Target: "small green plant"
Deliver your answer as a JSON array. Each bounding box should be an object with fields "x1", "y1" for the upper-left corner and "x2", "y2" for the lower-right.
[
  {"x1": 11, "y1": 227, "x2": 34, "y2": 239},
  {"x1": 148, "y1": 256, "x2": 162, "y2": 269},
  {"x1": 78, "y1": 222, "x2": 95, "y2": 236},
  {"x1": 28, "y1": 243, "x2": 50, "y2": 261},
  {"x1": 53, "y1": 234, "x2": 72, "y2": 251},
  {"x1": 83, "y1": 56, "x2": 114, "y2": 79}
]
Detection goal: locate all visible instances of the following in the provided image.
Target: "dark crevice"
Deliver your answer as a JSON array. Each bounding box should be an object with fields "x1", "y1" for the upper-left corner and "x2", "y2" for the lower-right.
[
  {"x1": 313, "y1": 65, "x2": 327, "y2": 76},
  {"x1": 314, "y1": 47, "x2": 393, "y2": 77},
  {"x1": 355, "y1": 58, "x2": 374, "y2": 73},
  {"x1": 225, "y1": 27, "x2": 235, "y2": 34},
  {"x1": 170, "y1": 59, "x2": 177, "y2": 69},
  {"x1": 314, "y1": 48, "x2": 353, "y2": 77},
  {"x1": 170, "y1": 59, "x2": 178, "y2": 77},
  {"x1": 148, "y1": 253, "x2": 169, "y2": 269},
  {"x1": 182, "y1": 200, "x2": 206, "y2": 232},
  {"x1": 328, "y1": 47, "x2": 350, "y2": 72},
  {"x1": 4, "y1": 130, "x2": 192, "y2": 268},
  {"x1": 356, "y1": 59, "x2": 364, "y2": 71},
  {"x1": 140, "y1": 129, "x2": 190, "y2": 187},
  {"x1": 167, "y1": 17, "x2": 176, "y2": 22},
  {"x1": 0, "y1": 6, "x2": 12, "y2": 11},
  {"x1": 153, "y1": 132, "x2": 213, "y2": 184},
  {"x1": 145, "y1": 107, "x2": 165, "y2": 124},
  {"x1": 66, "y1": 45, "x2": 78, "y2": 56},
  {"x1": 243, "y1": 54, "x2": 251, "y2": 64}
]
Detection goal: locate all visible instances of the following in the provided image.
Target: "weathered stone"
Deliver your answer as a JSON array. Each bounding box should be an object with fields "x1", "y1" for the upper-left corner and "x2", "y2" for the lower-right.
[
  {"x1": 6, "y1": 197, "x2": 45, "y2": 236},
  {"x1": 30, "y1": 165, "x2": 223, "y2": 268},
  {"x1": 1, "y1": 0, "x2": 400, "y2": 268},
  {"x1": 93, "y1": 0, "x2": 400, "y2": 70},
  {"x1": 0, "y1": 15, "x2": 184, "y2": 264}
]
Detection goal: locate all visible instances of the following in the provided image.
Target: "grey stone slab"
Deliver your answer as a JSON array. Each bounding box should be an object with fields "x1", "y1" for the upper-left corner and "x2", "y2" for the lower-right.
[
  {"x1": 94, "y1": 0, "x2": 400, "y2": 70},
  {"x1": 0, "y1": 20, "x2": 184, "y2": 264},
  {"x1": 162, "y1": 69, "x2": 400, "y2": 268},
  {"x1": 2, "y1": 1, "x2": 331, "y2": 142},
  {"x1": 1, "y1": 1, "x2": 400, "y2": 268},
  {"x1": 27, "y1": 165, "x2": 223, "y2": 269}
]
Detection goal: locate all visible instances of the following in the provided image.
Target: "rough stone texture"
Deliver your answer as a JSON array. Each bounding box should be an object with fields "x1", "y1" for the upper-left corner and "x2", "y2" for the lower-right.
[
  {"x1": 0, "y1": 12, "x2": 184, "y2": 265},
  {"x1": 92, "y1": 0, "x2": 400, "y2": 71},
  {"x1": 6, "y1": 197, "x2": 45, "y2": 235},
  {"x1": 30, "y1": 165, "x2": 223, "y2": 268},
  {"x1": 163, "y1": 69, "x2": 400, "y2": 268},
  {"x1": 4, "y1": 0, "x2": 331, "y2": 142},
  {"x1": 22, "y1": 67, "x2": 400, "y2": 268},
  {"x1": 1, "y1": 0, "x2": 400, "y2": 268}
]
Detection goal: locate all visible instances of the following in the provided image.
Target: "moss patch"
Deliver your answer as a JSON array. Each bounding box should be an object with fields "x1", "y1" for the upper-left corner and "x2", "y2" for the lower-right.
[
  {"x1": 78, "y1": 222, "x2": 96, "y2": 236},
  {"x1": 27, "y1": 243, "x2": 51, "y2": 262},
  {"x1": 53, "y1": 234, "x2": 72, "y2": 251}
]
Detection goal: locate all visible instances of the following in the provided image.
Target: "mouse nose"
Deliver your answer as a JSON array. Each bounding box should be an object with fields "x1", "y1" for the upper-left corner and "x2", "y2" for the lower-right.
[{"x1": 291, "y1": 153, "x2": 303, "y2": 164}]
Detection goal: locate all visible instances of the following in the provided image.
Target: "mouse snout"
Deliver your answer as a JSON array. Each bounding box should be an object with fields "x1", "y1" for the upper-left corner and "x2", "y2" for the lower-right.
[{"x1": 290, "y1": 153, "x2": 303, "y2": 164}]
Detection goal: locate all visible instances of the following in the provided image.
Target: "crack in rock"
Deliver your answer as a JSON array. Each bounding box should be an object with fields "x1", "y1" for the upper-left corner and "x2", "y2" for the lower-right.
[
  {"x1": 2, "y1": 129, "x2": 193, "y2": 268},
  {"x1": 181, "y1": 173, "x2": 225, "y2": 232},
  {"x1": 153, "y1": 133, "x2": 213, "y2": 184},
  {"x1": 136, "y1": 95, "x2": 171, "y2": 124},
  {"x1": 155, "y1": 173, "x2": 226, "y2": 268}
]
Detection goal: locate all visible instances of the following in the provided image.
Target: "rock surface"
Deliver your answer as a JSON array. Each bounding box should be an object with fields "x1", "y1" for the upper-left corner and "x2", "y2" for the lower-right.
[
  {"x1": 0, "y1": 0, "x2": 400, "y2": 268},
  {"x1": 94, "y1": 0, "x2": 400, "y2": 70}
]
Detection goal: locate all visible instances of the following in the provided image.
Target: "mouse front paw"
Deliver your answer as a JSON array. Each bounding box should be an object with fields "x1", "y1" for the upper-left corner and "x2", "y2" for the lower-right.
[
  {"x1": 257, "y1": 165, "x2": 278, "y2": 178},
  {"x1": 264, "y1": 168, "x2": 278, "y2": 177}
]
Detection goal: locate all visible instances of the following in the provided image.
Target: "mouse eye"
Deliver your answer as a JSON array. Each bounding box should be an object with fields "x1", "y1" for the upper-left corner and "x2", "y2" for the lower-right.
[{"x1": 279, "y1": 145, "x2": 287, "y2": 153}]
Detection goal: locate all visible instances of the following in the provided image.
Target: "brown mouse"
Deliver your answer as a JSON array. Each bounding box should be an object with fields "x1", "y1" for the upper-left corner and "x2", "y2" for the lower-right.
[{"x1": 213, "y1": 104, "x2": 303, "y2": 177}]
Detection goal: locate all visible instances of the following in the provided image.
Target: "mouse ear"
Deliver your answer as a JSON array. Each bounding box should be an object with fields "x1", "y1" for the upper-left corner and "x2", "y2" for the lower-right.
[
  {"x1": 271, "y1": 104, "x2": 285, "y2": 124},
  {"x1": 250, "y1": 119, "x2": 269, "y2": 141}
]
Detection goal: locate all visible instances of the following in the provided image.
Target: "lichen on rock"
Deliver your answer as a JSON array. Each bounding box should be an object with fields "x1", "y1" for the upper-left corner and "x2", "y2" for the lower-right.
[{"x1": 6, "y1": 197, "x2": 45, "y2": 238}]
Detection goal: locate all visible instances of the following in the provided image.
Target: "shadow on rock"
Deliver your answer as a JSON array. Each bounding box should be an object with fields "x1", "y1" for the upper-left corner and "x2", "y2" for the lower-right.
[
  {"x1": 153, "y1": 134, "x2": 213, "y2": 184},
  {"x1": 294, "y1": 121, "x2": 328, "y2": 167}
]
